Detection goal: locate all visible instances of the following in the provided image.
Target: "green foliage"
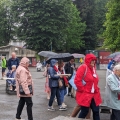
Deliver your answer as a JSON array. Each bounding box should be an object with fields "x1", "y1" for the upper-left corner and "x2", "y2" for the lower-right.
[
  {"x1": 74, "y1": 0, "x2": 108, "y2": 52},
  {"x1": 0, "y1": 0, "x2": 12, "y2": 46},
  {"x1": 103, "y1": 0, "x2": 120, "y2": 52},
  {"x1": 11, "y1": 0, "x2": 85, "y2": 52},
  {"x1": 65, "y1": 4, "x2": 86, "y2": 51}
]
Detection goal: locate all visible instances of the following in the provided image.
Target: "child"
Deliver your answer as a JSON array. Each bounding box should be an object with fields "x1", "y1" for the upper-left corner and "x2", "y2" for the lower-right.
[{"x1": 6, "y1": 65, "x2": 16, "y2": 91}]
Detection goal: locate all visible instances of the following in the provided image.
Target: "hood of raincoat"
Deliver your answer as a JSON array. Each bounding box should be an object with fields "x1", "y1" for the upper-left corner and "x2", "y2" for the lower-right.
[
  {"x1": 50, "y1": 59, "x2": 58, "y2": 67},
  {"x1": 20, "y1": 57, "x2": 29, "y2": 68},
  {"x1": 84, "y1": 54, "x2": 97, "y2": 69}
]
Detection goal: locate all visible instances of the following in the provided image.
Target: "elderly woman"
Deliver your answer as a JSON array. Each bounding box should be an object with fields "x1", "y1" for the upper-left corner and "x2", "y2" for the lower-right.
[
  {"x1": 15, "y1": 57, "x2": 33, "y2": 120},
  {"x1": 74, "y1": 54, "x2": 102, "y2": 120},
  {"x1": 6, "y1": 65, "x2": 16, "y2": 90},
  {"x1": 105, "y1": 64, "x2": 120, "y2": 120}
]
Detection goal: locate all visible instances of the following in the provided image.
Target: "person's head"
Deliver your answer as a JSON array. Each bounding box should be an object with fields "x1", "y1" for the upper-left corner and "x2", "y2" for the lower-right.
[
  {"x1": 50, "y1": 59, "x2": 58, "y2": 68},
  {"x1": 11, "y1": 52, "x2": 16, "y2": 59},
  {"x1": 58, "y1": 61, "x2": 64, "y2": 71},
  {"x1": 1, "y1": 56, "x2": 4, "y2": 60},
  {"x1": 113, "y1": 64, "x2": 120, "y2": 77},
  {"x1": 12, "y1": 65, "x2": 16, "y2": 71},
  {"x1": 20, "y1": 57, "x2": 30, "y2": 68},
  {"x1": 70, "y1": 58, "x2": 75, "y2": 65},
  {"x1": 85, "y1": 54, "x2": 96, "y2": 68}
]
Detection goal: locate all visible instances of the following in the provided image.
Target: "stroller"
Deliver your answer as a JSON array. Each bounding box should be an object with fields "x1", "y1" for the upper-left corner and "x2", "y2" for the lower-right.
[{"x1": 6, "y1": 71, "x2": 16, "y2": 95}]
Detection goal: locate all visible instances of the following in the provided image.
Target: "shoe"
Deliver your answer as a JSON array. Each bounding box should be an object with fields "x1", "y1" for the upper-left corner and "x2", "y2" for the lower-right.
[
  {"x1": 59, "y1": 106, "x2": 67, "y2": 111},
  {"x1": 71, "y1": 94, "x2": 74, "y2": 98},
  {"x1": 67, "y1": 93, "x2": 71, "y2": 96},
  {"x1": 48, "y1": 106, "x2": 55, "y2": 111},
  {"x1": 62, "y1": 103, "x2": 67, "y2": 108},
  {"x1": 55, "y1": 98, "x2": 57, "y2": 102},
  {"x1": 15, "y1": 118, "x2": 25, "y2": 120}
]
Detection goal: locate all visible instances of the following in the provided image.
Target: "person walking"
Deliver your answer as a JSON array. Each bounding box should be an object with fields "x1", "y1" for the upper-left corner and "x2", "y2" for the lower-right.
[
  {"x1": 58, "y1": 61, "x2": 68, "y2": 108},
  {"x1": 64, "y1": 58, "x2": 75, "y2": 97},
  {"x1": 105, "y1": 64, "x2": 120, "y2": 120},
  {"x1": 48, "y1": 59, "x2": 66, "y2": 111},
  {"x1": 1, "y1": 56, "x2": 7, "y2": 79},
  {"x1": 74, "y1": 54, "x2": 102, "y2": 120},
  {"x1": 15, "y1": 57, "x2": 33, "y2": 120},
  {"x1": 8, "y1": 52, "x2": 19, "y2": 70}
]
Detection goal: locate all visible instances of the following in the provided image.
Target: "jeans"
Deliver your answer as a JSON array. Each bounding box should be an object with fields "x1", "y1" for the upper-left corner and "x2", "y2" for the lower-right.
[
  {"x1": 16, "y1": 97, "x2": 33, "y2": 120},
  {"x1": 49, "y1": 87, "x2": 61, "y2": 106},
  {"x1": 110, "y1": 109, "x2": 120, "y2": 120},
  {"x1": 78, "y1": 98, "x2": 100, "y2": 120},
  {"x1": 59, "y1": 88, "x2": 67, "y2": 103}
]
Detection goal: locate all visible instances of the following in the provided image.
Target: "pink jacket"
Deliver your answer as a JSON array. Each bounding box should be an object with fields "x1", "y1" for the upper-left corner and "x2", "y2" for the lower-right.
[{"x1": 15, "y1": 57, "x2": 33, "y2": 97}]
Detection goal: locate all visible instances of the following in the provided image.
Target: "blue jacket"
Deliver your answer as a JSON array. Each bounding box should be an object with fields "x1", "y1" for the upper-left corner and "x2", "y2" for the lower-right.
[
  {"x1": 8, "y1": 58, "x2": 19, "y2": 70},
  {"x1": 48, "y1": 59, "x2": 60, "y2": 88}
]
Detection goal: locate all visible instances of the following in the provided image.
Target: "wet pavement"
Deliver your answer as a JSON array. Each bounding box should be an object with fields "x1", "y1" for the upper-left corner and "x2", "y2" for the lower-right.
[{"x1": 0, "y1": 68, "x2": 110, "y2": 120}]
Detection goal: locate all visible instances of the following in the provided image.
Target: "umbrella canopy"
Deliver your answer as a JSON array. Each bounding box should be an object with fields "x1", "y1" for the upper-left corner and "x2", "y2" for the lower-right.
[
  {"x1": 47, "y1": 53, "x2": 74, "y2": 63},
  {"x1": 113, "y1": 54, "x2": 120, "y2": 62},
  {"x1": 72, "y1": 53, "x2": 85, "y2": 58},
  {"x1": 107, "y1": 52, "x2": 120, "y2": 59},
  {"x1": 38, "y1": 51, "x2": 58, "y2": 57}
]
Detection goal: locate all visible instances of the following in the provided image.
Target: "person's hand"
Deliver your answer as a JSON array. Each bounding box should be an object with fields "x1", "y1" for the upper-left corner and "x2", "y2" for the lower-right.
[
  {"x1": 65, "y1": 76, "x2": 69, "y2": 78},
  {"x1": 60, "y1": 75, "x2": 63, "y2": 78}
]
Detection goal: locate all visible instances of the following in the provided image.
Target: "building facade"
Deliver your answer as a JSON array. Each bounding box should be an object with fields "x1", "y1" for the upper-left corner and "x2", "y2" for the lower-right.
[{"x1": 0, "y1": 45, "x2": 37, "y2": 66}]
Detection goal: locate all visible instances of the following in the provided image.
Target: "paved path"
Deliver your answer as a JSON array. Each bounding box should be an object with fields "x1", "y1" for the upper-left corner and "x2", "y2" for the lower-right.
[{"x1": 0, "y1": 68, "x2": 110, "y2": 120}]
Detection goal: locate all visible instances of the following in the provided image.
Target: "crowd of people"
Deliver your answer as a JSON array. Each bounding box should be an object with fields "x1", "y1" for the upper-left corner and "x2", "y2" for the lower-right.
[{"x1": 1, "y1": 52, "x2": 120, "y2": 120}]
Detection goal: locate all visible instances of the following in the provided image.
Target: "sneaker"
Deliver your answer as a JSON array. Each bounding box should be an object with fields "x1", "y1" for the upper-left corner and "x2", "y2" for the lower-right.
[
  {"x1": 67, "y1": 93, "x2": 71, "y2": 96},
  {"x1": 55, "y1": 98, "x2": 57, "y2": 102},
  {"x1": 59, "y1": 106, "x2": 67, "y2": 111},
  {"x1": 62, "y1": 103, "x2": 67, "y2": 108},
  {"x1": 48, "y1": 106, "x2": 55, "y2": 111}
]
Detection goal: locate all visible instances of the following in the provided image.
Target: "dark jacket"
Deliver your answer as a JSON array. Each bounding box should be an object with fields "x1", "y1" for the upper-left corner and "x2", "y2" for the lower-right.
[
  {"x1": 64, "y1": 62, "x2": 75, "y2": 79},
  {"x1": 8, "y1": 58, "x2": 19, "y2": 70},
  {"x1": 48, "y1": 59, "x2": 60, "y2": 88}
]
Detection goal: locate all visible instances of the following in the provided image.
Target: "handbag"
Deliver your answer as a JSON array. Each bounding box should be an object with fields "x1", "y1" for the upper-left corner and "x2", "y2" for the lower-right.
[
  {"x1": 58, "y1": 79, "x2": 63, "y2": 88},
  {"x1": 19, "y1": 85, "x2": 33, "y2": 95}
]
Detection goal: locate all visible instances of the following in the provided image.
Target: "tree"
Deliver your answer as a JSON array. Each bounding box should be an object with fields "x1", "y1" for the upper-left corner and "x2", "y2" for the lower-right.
[
  {"x1": 74, "y1": 0, "x2": 97, "y2": 52},
  {"x1": 0, "y1": 0, "x2": 12, "y2": 46},
  {"x1": 103, "y1": 0, "x2": 120, "y2": 52},
  {"x1": 11, "y1": 0, "x2": 85, "y2": 52},
  {"x1": 65, "y1": 4, "x2": 86, "y2": 52},
  {"x1": 73, "y1": 0, "x2": 108, "y2": 52}
]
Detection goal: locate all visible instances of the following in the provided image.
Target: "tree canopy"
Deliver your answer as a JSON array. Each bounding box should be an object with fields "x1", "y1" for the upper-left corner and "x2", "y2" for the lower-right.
[
  {"x1": 103, "y1": 0, "x2": 120, "y2": 52},
  {"x1": 0, "y1": 0, "x2": 12, "y2": 46},
  {"x1": 11, "y1": 0, "x2": 86, "y2": 52},
  {"x1": 74, "y1": 0, "x2": 108, "y2": 52}
]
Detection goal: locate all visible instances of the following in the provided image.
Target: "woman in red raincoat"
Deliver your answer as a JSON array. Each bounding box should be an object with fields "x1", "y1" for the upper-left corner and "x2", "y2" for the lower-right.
[{"x1": 74, "y1": 54, "x2": 102, "y2": 120}]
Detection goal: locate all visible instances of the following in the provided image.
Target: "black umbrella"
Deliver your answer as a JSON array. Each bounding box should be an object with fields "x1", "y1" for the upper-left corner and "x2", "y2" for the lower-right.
[
  {"x1": 46, "y1": 53, "x2": 74, "y2": 63},
  {"x1": 38, "y1": 51, "x2": 58, "y2": 57}
]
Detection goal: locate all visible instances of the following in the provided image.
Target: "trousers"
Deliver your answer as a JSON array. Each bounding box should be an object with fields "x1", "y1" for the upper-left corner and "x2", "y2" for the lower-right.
[
  {"x1": 16, "y1": 97, "x2": 33, "y2": 120},
  {"x1": 78, "y1": 98, "x2": 100, "y2": 120}
]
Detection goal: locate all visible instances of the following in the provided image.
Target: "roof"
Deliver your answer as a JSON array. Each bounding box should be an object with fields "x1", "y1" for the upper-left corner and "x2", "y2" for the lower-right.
[{"x1": 0, "y1": 45, "x2": 35, "y2": 52}]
